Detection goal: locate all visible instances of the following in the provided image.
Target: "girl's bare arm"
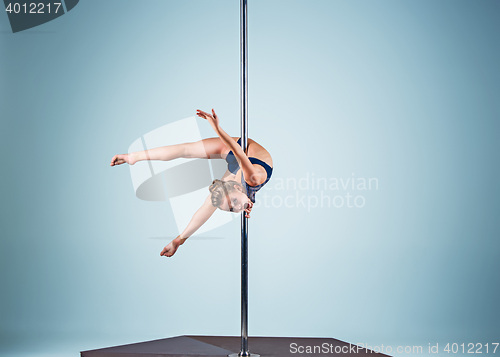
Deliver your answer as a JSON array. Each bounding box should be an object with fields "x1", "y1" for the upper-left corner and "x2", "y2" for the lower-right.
[
  {"x1": 196, "y1": 109, "x2": 266, "y2": 186},
  {"x1": 160, "y1": 194, "x2": 216, "y2": 257},
  {"x1": 178, "y1": 194, "x2": 216, "y2": 242}
]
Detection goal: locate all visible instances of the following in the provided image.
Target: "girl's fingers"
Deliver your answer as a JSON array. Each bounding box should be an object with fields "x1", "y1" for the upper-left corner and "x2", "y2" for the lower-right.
[{"x1": 197, "y1": 109, "x2": 213, "y2": 119}]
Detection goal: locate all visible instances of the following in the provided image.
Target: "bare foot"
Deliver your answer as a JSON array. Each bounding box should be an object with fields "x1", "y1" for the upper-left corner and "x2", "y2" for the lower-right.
[
  {"x1": 110, "y1": 153, "x2": 136, "y2": 166},
  {"x1": 160, "y1": 236, "x2": 184, "y2": 257}
]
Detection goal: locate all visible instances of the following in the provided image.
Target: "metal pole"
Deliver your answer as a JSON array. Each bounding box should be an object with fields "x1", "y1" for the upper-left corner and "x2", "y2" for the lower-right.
[
  {"x1": 240, "y1": 0, "x2": 250, "y2": 355},
  {"x1": 230, "y1": 1, "x2": 258, "y2": 357}
]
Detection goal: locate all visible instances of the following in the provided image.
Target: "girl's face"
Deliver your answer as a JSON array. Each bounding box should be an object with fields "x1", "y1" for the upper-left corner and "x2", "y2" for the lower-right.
[{"x1": 219, "y1": 186, "x2": 251, "y2": 213}]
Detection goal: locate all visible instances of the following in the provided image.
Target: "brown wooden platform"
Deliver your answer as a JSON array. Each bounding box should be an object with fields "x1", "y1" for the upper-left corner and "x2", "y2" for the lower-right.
[{"x1": 81, "y1": 335, "x2": 391, "y2": 357}]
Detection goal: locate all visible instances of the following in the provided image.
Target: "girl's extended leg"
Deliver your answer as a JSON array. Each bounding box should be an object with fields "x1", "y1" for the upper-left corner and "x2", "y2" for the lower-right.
[{"x1": 110, "y1": 138, "x2": 227, "y2": 166}]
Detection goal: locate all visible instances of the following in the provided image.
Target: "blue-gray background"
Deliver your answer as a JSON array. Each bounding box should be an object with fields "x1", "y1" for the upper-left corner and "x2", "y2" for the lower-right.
[{"x1": 1, "y1": 0, "x2": 499, "y2": 356}]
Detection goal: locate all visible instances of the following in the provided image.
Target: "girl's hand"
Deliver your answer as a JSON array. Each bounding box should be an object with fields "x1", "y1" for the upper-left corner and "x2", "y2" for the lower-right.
[
  {"x1": 196, "y1": 109, "x2": 220, "y2": 129},
  {"x1": 244, "y1": 201, "x2": 253, "y2": 218},
  {"x1": 160, "y1": 236, "x2": 184, "y2": 257}
]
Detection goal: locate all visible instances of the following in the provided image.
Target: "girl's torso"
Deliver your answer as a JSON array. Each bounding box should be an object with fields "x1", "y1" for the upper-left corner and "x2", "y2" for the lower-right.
[
  {"x1": 222, "y1": 137, "x2": 273, "y2": 195},
  {"x1": 222, "y1": 137, "x2": 273, "y2": 167}
]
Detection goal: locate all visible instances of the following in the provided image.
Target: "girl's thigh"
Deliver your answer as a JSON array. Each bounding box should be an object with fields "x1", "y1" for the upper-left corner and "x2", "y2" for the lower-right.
[{"x1": 182, "y1": 137, "x2": 226, "y2": 159}]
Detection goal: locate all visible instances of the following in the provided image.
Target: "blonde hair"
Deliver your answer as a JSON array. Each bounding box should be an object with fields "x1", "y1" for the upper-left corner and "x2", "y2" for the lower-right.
[{"x1": 209, "y1": 179, "x2": 242, "y2": 208}]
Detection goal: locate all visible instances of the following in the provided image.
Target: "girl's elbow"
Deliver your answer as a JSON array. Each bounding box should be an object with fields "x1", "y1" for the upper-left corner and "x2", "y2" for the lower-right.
[{"x1": 246, "y1": 172, "x2": 265, "y2": 187}]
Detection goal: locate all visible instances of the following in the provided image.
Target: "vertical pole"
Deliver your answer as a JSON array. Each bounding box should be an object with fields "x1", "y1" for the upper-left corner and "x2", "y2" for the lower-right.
[
  {"x1": 239, "y1": 0, "x2": 250, "y2": 357},
  {"x1": 230, "y1": 2, "x2": 257, "y2": 356}
]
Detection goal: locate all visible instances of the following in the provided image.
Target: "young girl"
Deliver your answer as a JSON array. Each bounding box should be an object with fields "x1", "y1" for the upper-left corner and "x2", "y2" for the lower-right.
[{"x1": 110, "y1": 109, "x2": 273, "y2": 257}]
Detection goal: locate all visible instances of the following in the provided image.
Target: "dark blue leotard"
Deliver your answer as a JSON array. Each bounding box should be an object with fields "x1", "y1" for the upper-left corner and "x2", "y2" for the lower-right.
[{"x1": 224, "y1": 138, "x2": 273, "y2": 202}]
